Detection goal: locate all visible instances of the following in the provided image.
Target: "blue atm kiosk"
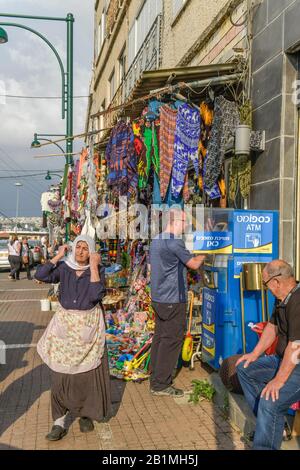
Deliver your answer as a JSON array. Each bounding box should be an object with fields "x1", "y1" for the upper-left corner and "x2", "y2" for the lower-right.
[{"x1": 193, "y1": 209, "x2": 279, "y2": 370}]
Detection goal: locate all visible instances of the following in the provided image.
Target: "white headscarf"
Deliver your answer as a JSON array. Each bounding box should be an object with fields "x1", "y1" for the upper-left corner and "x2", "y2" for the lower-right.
[{"x1": 64, "y1": 235, "x2": 96, "y2": 271}]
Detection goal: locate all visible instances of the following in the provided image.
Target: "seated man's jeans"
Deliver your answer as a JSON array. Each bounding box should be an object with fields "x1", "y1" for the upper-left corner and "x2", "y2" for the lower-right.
[{"x1": 236, "y1": 355, "x2": 300, "y2": 450}]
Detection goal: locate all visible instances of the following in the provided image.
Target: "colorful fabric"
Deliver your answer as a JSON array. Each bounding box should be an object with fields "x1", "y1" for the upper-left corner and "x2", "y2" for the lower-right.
[
  {"x1": 105, "y1": 121, "x2": 138, "y2": 197},
  {"x1": 143, "y1": 123, "x2": 160, "y2": 181},
  {"x1": 204, "y1": 96, "x2": 239, "y2": 190},
  {"x1": 171, "y1": 103, "x2": 201, "y2": 199},
  {"x1": 199, "y1": 102, "x2": 214, "y2": 192},
  {"x1": 134, "y1": 136, "x2": 148, "y2": 190},
  {"x1": 159, "y1": 105, "x2": 177, "y2": 201}
]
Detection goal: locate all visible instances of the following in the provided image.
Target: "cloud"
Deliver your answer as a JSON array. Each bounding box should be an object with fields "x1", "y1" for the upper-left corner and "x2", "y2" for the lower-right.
[{"x1": 0, "y1": 0, "x2": 94, "y2": 216}]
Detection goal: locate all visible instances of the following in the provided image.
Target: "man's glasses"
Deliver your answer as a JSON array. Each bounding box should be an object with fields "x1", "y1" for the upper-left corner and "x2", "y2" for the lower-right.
[{"x1": 262, "y1": 273, "x2": 282, "y2": 288}]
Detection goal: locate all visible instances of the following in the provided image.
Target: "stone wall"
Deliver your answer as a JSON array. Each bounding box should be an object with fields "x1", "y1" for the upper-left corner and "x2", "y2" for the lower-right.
[{"x1": 251, "y1": 0, "x2": 300, "y2": 264}]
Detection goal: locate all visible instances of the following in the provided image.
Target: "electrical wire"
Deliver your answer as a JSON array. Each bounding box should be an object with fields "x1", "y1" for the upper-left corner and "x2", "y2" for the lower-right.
[
  {"x1": 0, "y1": 94, "x2": 89, "y2": 100},
  {"x1": 0, "y1": 173, "x2": 62, "y2": 179},
  {"x1": 0, "y1": 148, "x2": 44, "y2": 200},
  {"x1": 0, "y1": 209, "x2": 15, "y2": 222}
]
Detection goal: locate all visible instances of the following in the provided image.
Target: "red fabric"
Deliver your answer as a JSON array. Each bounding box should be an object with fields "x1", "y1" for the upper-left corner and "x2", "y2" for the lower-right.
[
  {"x1": 252, "y1": 322, "x2": 300, "y2": 409},
  {"x1": 251, "y1": 321, "x2": 278, "y2": 355}
]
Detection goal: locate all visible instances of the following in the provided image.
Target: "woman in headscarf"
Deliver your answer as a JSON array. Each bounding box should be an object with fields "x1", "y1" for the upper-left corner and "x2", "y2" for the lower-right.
[{"x1": 34, "y1": 235, "x2": 111, "y2": 441}]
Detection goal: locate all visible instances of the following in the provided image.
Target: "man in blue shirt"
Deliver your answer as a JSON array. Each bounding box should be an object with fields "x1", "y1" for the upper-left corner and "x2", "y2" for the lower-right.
[{"x1": 150, "y1": 209, "x2": 205, "y2": 397}]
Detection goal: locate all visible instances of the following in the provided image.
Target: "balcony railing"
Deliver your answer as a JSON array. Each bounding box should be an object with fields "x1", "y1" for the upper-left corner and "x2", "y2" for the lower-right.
[{"x1": 103, "y1": 14, "x2": 162, "y2": 129}]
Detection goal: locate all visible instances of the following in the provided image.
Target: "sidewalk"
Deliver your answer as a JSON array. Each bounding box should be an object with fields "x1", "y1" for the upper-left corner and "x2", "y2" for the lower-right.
[{"x1": 0, "y1": 271, "x2": 247, "y2": 450}]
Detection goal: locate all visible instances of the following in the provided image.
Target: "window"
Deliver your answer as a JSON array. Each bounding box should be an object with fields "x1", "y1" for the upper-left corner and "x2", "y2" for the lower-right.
[
  {"x1": 96, "y1": 9, "x2": 106, "y2": 58},
  {"x1": 173, "y1": 0, "x2": 186, "y2": 18},
  {"x1": 128, "y1": 0, "x2": 162, "y2": 67},
  {"x1": 118, "y1": 46, "x2": 126, "y2": 85},
  {"x1": 100, "y1": 100, "x2": 106, "y2": 137},
  {"x1": 108, "y1": 69, "x2": 115, "y2": 103}
]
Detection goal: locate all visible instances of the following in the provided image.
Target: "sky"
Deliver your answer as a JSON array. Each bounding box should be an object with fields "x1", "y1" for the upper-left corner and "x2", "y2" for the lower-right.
[{"x1": 0, "y1": 0, "x2": 94, "y2": 217}]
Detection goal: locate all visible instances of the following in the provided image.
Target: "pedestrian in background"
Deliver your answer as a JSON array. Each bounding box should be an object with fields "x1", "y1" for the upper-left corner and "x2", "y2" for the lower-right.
[
  {"x1": 21, "y1": 237, "x2": 33, "y2": 280},
  {"x1": 7, "y1": 235, "x2": 22, "y2": 281}
]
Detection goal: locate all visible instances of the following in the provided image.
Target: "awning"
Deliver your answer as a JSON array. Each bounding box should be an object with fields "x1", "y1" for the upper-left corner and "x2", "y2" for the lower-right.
[
  {"x1": 93, "y1": 61, "x2": 241, "y2": 145},
  {"x1": 123, "y1": 62, "x2": 241, "y2": 119}
]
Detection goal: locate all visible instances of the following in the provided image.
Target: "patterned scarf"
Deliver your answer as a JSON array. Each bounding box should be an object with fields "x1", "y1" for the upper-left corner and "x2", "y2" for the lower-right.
[
  {"x1": 171, "y1": 103, "x2": 200, "y2": 199},
  {"x1": 204, "y1": 96, "x2": 240, "y2": 191},
  {"x1": 159, "y1": 105, "x2": 178, "y2": 201}
]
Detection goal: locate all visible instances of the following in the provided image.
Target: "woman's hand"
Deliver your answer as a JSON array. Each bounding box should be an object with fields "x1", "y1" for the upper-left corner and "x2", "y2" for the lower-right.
[
  {"x1": 90, "y1": 253, "x2": 101, "y2": 282},
  {"x1": 50, "y1": 244, "x2": 69, "y2": 265},
  {"x1": 90, "y1": 252, "x2": 101, "y2": 268}
]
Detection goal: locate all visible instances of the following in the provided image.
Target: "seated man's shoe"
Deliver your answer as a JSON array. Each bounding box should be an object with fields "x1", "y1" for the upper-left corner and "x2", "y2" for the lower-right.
[
  {"x1": 79, "y1": 417, "x2": 94, "y2": 433},
  {"x1": 150, "y1": 386, "x2": 184, "y2": 397},
  {"x1": 46, "y1": 425, "x2": 67, "y2": 441}
]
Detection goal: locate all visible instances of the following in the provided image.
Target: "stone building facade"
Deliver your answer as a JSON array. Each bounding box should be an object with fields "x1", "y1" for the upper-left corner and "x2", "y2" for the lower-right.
[{"x1": 86, "y1": 0, "x2": 300, "y2": 269}]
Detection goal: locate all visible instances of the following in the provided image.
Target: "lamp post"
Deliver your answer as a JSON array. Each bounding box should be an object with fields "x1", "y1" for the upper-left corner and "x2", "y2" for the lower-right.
[
  {"x1": 15, "y1": 182, "x2": 22, "y2": 221},
  {"x1": 1, "y1": 13, "x2": 74, "y2": 242},
  {"x1": 0, "y1": 13, "x2": 74, "y2": 166}
]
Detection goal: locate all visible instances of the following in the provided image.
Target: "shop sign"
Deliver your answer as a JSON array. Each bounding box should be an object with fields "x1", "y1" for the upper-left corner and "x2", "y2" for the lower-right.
[
  {"x1": 193, "y1": 231, "x2": 233, "y2": 254},
  {"x1": 233, "y1": 211, "x2": 273, "y2": 254}
]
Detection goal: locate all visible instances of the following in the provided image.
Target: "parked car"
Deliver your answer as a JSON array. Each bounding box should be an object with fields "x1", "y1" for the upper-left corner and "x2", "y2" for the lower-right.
[
  {"x1": 28, "y1": 239, "x2": 43, "y2": 265},
  {"x1": 0, "y1": 239, "x2": 10, "y2": 269}
]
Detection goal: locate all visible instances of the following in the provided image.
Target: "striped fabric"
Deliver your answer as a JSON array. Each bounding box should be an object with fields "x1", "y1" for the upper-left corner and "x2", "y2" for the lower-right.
[{"x1": 159, "y1": 105, "x2": 178, "y2": 201}]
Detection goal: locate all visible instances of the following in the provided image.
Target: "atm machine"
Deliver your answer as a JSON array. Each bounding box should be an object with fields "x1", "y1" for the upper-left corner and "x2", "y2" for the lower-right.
[{"x1": 193, "y1": 209, "x2": 279, "y2": 370}]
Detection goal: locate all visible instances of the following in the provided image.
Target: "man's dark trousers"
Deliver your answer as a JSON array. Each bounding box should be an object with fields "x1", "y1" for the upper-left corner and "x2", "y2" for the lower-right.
[{"x1": 150, "y1": 302, "x2": 186, "y2": 391}]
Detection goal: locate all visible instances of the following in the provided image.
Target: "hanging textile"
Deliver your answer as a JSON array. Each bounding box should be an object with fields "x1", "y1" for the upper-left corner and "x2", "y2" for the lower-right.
[
  {"x1": 143, "y1": 122, "x2": 160, "y2": 181},
  {"x1": 159, "y1": 105, "x2": 178, "y2": 201},
  {"x1": 105, "y1": 121, "x2": 138, "y2": 197},
  {"x1": 204, "y1": 96, "x2": 240, "y2": 191},
  {"x1": 171, "y1": 103, "x2": 200, "y2": 200},
  {"x1": 77, "y1": 148, "x2": 88, "y2": 187},
  {"x1": 198, "y1": 102, "x2": 214, "y2": 192},
  {"x1": 134, "y1": 135, "x2": 147, "y2": 190}
]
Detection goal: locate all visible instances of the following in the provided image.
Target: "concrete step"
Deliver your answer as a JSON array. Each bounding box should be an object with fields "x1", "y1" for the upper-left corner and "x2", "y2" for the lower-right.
[{"x1": 207, "y1": 372, "x2": 300, "y2": 450}]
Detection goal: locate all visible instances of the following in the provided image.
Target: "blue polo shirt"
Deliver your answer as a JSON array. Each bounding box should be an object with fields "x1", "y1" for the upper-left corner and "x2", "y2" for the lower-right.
[{"x1": 150, "y1": 233, "x2": 193, "y2": 304}]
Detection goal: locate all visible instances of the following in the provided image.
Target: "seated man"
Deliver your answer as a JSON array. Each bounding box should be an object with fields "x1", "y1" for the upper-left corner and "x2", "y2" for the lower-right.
[{"x1": 236, "y1": 260, "x2": 300, "y2": 450}]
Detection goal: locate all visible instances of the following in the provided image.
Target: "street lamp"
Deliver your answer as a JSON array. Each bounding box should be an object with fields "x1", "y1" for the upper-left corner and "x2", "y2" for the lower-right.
[
  {"x1": 0, "y1": 13, "x2": 74, "y2": 166},
  {"x1": 45, "y1": 170, "x2": 63, "y2": 181},
  {"x1": 15, "y1": 182, "x2": 22, "y2": 220},
  {"x1": 0, "y1": 26, "x2": 7, "y2": 43},
  {"x1": 31, "y1": 133, "x2": 66, "y2": 155}
]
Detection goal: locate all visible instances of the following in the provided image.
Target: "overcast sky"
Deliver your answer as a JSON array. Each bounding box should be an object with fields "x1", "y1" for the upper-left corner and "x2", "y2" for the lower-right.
[{"x1": 0, "y1": 0, "x2": 94, "y2": 217}]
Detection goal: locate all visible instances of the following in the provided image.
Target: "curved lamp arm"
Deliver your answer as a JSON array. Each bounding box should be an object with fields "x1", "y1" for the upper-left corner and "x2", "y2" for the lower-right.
[
  {"x1": 38, "y1": 138, "x2": 66, "y2": 155},
  {"x1": 0, "y1": 22, "x2": 66, "y2": 119}
]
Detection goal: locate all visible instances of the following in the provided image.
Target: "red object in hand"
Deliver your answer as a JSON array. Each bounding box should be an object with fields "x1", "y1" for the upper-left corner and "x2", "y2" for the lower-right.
[{"x1": 250, "y1": 322, "x2": 279, "y2": 355}]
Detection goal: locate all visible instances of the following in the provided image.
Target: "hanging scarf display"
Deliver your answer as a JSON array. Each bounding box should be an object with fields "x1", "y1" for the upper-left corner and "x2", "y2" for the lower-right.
[
  {"x1": 204, "y1": 96, "x2": 240, "y2": 191},
  {"x1": 198, "y1": 102, "x2": 214, "y2": 192},
  {"x1": 105, "y1": 121, "x2": 138, "y2": 198},
  {"x1": 159, "y1": 105, "x2": 177, "y2": 201},
  {"x1": 171, "y1": 103, "x2": 200, "y2": 200},
  {"x1": 143, "y1": 122, "x2": 160, "y2": 181}
]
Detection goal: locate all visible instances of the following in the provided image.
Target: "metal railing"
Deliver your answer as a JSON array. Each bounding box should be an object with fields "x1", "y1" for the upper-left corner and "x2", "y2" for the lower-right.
[{"x1": 104, "y1": 14, "x2": 162, "y2": 129}]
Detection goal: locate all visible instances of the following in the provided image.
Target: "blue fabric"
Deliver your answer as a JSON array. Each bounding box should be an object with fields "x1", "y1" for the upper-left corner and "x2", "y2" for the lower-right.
[
  {"x1": 164, "y1": 180, "x2": 184, "y2": 208},
  {"x1": 237, "y1": 356, "x2": 300, "y2": 450},
  {"x1": 153, "y1": 172, "x2": 162, "y2": 205},
  {"x1": 148, "y1": 99, "x2": 164, "y2": 117},
  {"x1": 171, "y1": 104, "x2": 200, "y2": 199},
  {"x1": 150, "y1": 233, "x2": 193, "y2": 303},
  {"x1": 35, "y1": 261, "x2": 106, "y2": 310}
]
